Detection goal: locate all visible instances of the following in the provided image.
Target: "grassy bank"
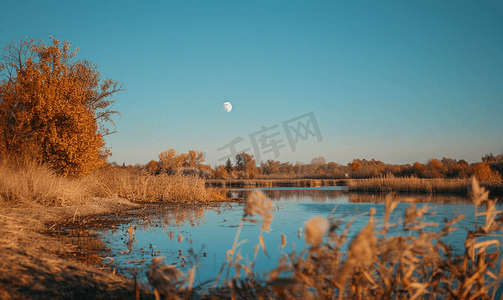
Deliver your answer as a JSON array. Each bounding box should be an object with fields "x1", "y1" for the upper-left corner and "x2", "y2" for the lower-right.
[
  {"x1": 347, "y1": 175, "x2": 503, "y2": 195},
  {"x1": 0, "y1": 158, "x2": 227, "y2": 207},
  {"x1": 0, "y1": 158, "x2": 227, "y2": 299},
  {"x1": 0, "y1": 199, "x2": 150, "y2": 299},
  {"x1": 0, "y1": 157, "x2": 88, "y2": 207}
]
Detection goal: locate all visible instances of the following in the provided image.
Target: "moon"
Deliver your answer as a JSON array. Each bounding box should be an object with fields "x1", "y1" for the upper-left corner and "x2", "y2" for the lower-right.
[{"x1": 223, "y1": 102, "x2": 232, "y2": 112}]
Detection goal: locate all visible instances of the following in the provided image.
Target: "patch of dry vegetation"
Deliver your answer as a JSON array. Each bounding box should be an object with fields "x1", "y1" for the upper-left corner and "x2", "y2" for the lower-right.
[
  {"x1": 347, "y1": 174, "x2": 503, "y2": 195},
  {"x1": 0, "y1": 157, "x2": 227, "y2": 208},
  {"x1": 0, "y1": 157, "x2": 88, "y2": 207},
  {"x1": 88, "y1": 165, "x2": 226, "y2": 203}
]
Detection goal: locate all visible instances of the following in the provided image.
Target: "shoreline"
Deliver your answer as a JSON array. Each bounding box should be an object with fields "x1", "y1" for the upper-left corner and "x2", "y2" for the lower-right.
[
  {"x1": 0, "y1": 197, "x2": 241, "y2": 300},
  {"x1": 0, "y1": 198, "x2": 150, "y2": 299}
]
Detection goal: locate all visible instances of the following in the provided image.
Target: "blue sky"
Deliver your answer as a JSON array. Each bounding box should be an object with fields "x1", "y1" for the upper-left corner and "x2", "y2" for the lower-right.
[{"x1": 2, "y1": 1, "x2": 502, "y2": 167}]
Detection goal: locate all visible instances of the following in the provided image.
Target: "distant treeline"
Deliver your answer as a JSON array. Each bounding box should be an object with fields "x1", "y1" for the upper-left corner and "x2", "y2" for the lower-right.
[{"x1": 114, "y1": 149, "x2": 503, "y2": 182}]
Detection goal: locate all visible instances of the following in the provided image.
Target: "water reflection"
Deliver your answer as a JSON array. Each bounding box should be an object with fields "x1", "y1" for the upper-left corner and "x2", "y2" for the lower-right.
[
  {"x1": 95, "y1": 204, "x2": 218, "y2": 280},
  {"x1": 95, "y1": 188, "x2": 501, "y2": 289},
  {"x1": 349, "y1": 192, "x2": 471, "y2": 203},
  {"x1": 231, "y1": 187, "x2": 347, "y2": 203}
]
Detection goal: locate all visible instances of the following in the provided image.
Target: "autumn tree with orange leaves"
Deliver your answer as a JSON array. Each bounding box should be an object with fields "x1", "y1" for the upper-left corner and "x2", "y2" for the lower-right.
[
  {"x1": 0, "y1": 38, "x2": 122, "y2": 177},
  {"x1": 158, "y1": 149, "x2": 207, "y2": 173}
]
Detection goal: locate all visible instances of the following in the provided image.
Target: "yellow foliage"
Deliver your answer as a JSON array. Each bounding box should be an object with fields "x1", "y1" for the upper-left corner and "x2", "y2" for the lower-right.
[
  {"x1": 158, "y1": 149, "x2": 208, "y2": 171},
  {"x1": 470, "y1": 162, "x2": 500, "y2": 181},
  {"x1": 349, "y1": 159, "x2": 362, "y2": 171},
  {"x1": 0, "y1": 39, "x2": 122, "y2": 177},
  {"x1": 213, "y1": 165, "x2": 228, "y2": 179}
]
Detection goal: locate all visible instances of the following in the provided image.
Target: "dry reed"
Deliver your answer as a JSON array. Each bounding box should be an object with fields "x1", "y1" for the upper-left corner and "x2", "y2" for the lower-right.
[
  {"x1": 89, "y1": 167, "x2": 226, "y2": 203},
  {"x1": 0, "y1": 157, "x2": 88, "y2": 207},
  {"x1": 347, "y1": 174, "x2": 503, "y2": 195}
]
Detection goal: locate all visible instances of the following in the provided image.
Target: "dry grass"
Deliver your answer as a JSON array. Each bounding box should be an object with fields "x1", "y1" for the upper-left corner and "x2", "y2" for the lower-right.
[
  {"x1": 347, "y1": 174, "x2": 503, "y2": 195},
  {"x1": 89, "y1": 167, "x2": 226, "y2": 203},
  {"x1": 0, "y1": 157, "x2": 228, "y2": 208},
  {"x1": 0, "y1": 157, "x2": 88, "y2": 207}
]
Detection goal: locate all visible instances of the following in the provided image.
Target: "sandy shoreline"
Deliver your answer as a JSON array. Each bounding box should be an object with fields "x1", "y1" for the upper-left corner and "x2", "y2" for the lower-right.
[
  {"x1": 0, "y1": 197, "x2": 153, "y2": 300},
  {"x1": 0, "y1": 197, "x2": 240, "y2": 299}
]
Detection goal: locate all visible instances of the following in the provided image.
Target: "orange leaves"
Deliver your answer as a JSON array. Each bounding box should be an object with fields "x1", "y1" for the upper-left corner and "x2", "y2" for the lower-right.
[
  {"x1": 349, "y1": 158, "x2": 362, "y2": 171},
  {"x1": 0, "y1": 38, "x2": 121, "y2": 177},
  {"x1": 470, "y1": 162, "x2": 500, "y2": 182},
  {"x1": 158, "y1": 149, "x2": 208, "y2": 172},
  {"x1": 213, "y1": 165, "x2": 228, "y2": 179},
  {"x1": 235, "y1": 152, "x2": 257, "y2": 179},
  {"x1": 158, "y1": 148, "x2": 178, "y2": 169},
  {"x1": 187, "y1": 150, "x2": 205, "y2": 167}
]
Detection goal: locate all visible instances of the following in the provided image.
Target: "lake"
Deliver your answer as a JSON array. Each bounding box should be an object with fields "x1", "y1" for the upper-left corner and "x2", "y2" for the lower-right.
[{"x1": 94, "y1": 187, "x2": 502, "y2": 291}]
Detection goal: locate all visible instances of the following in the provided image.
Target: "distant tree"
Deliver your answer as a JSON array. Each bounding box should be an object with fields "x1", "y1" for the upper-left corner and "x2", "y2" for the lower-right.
[
  {"x1": 425, "y1": 159, "x2": 445, "y2": 178},
  {"x1": 225, "y1": 158, "x2": 233, "y2": 172},
  {"x1": 213, "y1": 165, "x2": 228, "y2": 179},
  {"x1": 158, "y1": 149, "x2": 179, "y2": 170},
  {"x1": 458, "y1": 159, "x2": 470, "y2": 168},
  {"x1": 441, "y1": 157, "x2": 457, "y2": 168},
  {"x1": 310, "y1": 156, "x2": 326, "y2": 165},
  {"x1": 158, "y1": 149, "x2": 208, "y2": 173},
  {"x1": 281, "y1": 162, "x2": 294, "y2": 175},
  {"x1": 357, "y1": 159, "x2": 385, "y2": 178},
  {"x1": 0, "y1": 38, "x2": 122, "y2": 177},
  {"x1": 385, "y1": 164, "x2": 402, "y2": 176},
  {"x1": 327, "y1": 162, "x2": 338, "y2": 172},
  {"x1": 187, "y1": 150, "x2": 205, "y2": 167},
  {"x1": 348, "y1": 159, "x2": 362, "y2": 171},
  {"x1": 482, "y1": 153, "x2": 503, "y2": 179},
  {"x1": 470, "y1": 162, "x2": 500, "y2": 181},
  {"x1": 145, "y1": 160, "x2": 161, "y2": 175},
  {"x1": 412, "y1": 162, "x2": 424, "y2": 177},
  {"x1": 235, "y1": 152, "x2": 257, "y2": 179},
  {"x1": 262, "y1": 159, "x2": 281, "y2": 175},
  {"x1": 294, "y1": 161, "x2": 305, "y2": 174},
  {"x1": 308, "y1": 156, "x2": 326, "y2": 174},
  {"x1": 446, "y1": 163, "x2": 469, "y2": 179}
]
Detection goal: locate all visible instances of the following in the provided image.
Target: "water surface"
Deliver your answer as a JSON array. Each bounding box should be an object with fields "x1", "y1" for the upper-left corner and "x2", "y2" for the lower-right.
[{"x1": 94, "y1": 187, "x2": 502, "y2": 288}]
